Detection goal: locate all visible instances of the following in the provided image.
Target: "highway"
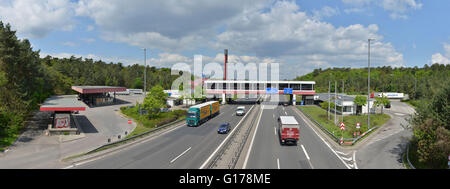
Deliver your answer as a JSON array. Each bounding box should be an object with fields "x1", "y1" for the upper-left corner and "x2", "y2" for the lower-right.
[
  {"x1": 244, "y1": 95, "x2": 348, "y2": 169},
  {"x1": 75, "y1": 95, "x2": 349, "y2": 169},
  {"x1": 75, "y1": 100, "x2": 254, "y2": 169}
]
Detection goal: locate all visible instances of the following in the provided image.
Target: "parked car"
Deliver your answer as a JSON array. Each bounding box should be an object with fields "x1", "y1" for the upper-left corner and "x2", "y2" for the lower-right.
[
  {"x1": 217, "y1": 123, "x2": 231, "y2": 134},
  {"x1": 283, "y1": 102, "x2": 289, "y2": 106},
  {"x1": 385, "y1": 103, "x2": 391, "y2": 109}
]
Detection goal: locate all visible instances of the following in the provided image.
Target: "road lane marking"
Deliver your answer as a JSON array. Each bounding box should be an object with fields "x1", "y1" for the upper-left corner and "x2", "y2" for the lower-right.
[
  {"x1": 170, "y1": 147, "x2": 191, "y2": 164},
  {"x1": 300, "y1": 145, "x2": 310, "y2": 160},
  {"x1": 277, "y1": 158, "x2": 280, "y2": 169},
  {"x1": 274, "y1": 127, "x2": 277, "y2": 136},
  {"x1": 294, "y1": 108, "x2": 351, "y2": 169},
  {"x1": 353, "y1": 151, "x2": 358, "y2": 169},
  {"x1": 200, "y1": 104, "x2": 256, "y2": 169},
  {"x1": 242, "y1": 104, "x2": 264, "y2": 169},
  {"x1": 284, "y1": 111, "x2": 287, "y2": 115}
]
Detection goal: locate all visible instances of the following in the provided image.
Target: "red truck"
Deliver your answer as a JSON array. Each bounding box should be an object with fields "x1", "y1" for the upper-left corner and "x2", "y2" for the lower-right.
[{"x1": 278, "y1": 116, "x2": 300, "y2": 145}]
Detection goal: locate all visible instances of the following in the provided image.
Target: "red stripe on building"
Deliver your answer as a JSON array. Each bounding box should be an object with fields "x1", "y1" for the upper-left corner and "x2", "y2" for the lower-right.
[{"x1": 40, "y1": 107, "x2": 86, "y2": 111}]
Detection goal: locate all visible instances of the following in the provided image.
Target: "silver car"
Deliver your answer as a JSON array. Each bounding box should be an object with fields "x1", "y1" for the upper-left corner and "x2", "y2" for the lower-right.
[{"x1": 236, "y1": 106, "x2": 245, "y2": 116}]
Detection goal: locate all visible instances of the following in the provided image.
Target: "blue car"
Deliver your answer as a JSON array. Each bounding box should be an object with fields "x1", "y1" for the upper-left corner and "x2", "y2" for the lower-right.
[{"x1": 217, "y1": 123, "x2": 231, "y2": 134}]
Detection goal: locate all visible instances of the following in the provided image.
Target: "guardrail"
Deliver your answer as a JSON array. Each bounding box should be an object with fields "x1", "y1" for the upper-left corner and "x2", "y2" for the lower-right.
[
  {"x1": 406, "y1": 142, "x2": 416, "y2": 169},
  {"x1": 208, "y1": 98, "x2": 261, "y2": 169},
  {"x1": 85, "y1": 118, "x2": 186, "y2": 155},
  {"x1": 298, "y1": 107, "x2": 378, "y2": 145}
]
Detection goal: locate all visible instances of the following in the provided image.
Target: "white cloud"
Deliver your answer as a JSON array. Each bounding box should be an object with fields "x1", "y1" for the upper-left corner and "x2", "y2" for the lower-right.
[
  {"x1": 342, "y1": 0, "x2": 422, "y2": 19},
  {"x1": 313, "y1": 6, "x2": 340, "y2": 20},
  {"x1": 430, "y1": 43, "x2": 450, "y2": 65},
  {"x1": 80, "y1": 38, "x2": 96, "y2": 43},
  {"x1": 61, "y1": 41, "x2": 77, "y2": 47},
  {"x1": 75, "y1": 0, "x2": 273, "y2": 51},
  {"x1": 213, "y1": 1, "x2": 403, "y2": 79},
  {"x1": 87, "y1": 25, "x2": 95, "y2": 31},
  {"x1": 0, "y1": 0, "x2": 76, "y2": 38}
]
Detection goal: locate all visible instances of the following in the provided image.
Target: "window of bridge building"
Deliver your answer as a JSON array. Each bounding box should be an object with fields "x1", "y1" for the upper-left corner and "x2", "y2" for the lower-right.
[
  {"x1": 279, "y1": 83, "x2": 288, "y2": 90},
  {"x1": 267, "y1": 83, "x2": 271, "y2": 88},
  {"x1": 301, "y1": 84, "x2": 313, "y2": 91},
  {"x1": 244, "y1": 83, "x2": 250, "y2": 90},
  {"x1": 291, "y1": 84, "x2": 301, "y2": 90},
  {"x1": 207, "y1": 83, "x2": 215, "y2": 89}
]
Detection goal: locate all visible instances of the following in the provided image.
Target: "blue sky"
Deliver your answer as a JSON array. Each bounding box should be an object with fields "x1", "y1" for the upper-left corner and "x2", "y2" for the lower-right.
[{"x1": 0, "y1": 0, "x2": 449, "y2": 79}]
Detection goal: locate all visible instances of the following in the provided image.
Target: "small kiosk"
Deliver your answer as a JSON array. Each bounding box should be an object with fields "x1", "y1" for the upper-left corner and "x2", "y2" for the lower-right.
[{"x1": 40, "y1": 95, "x2": 87, "y2": 135}]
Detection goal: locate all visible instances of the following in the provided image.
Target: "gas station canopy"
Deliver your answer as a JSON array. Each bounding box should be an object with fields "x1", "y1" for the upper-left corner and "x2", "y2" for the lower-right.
[
  {"x1": 71, "y1": 86, "x2": 126, "y2": 94},
  {"x1": 40, "y1": 95, "x2": 86, "y2": 112}
]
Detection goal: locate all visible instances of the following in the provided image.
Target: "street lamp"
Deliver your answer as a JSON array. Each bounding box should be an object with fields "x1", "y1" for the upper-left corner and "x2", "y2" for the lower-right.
[
  {"x1": 368, "y1": 38, "x2": 374, "y2": 130},
  {"x1": 143, "y1": 48, "x2": 147, "y2": 98}
]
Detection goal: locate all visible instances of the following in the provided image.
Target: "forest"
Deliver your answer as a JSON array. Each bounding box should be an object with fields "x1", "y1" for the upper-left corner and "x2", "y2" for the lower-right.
[
  {"x1": 0, "y1": 22, "x2": 179, "y2": 149},
  {"x1": 294, "y1": 64, "x2": 450, "y2": 101}
]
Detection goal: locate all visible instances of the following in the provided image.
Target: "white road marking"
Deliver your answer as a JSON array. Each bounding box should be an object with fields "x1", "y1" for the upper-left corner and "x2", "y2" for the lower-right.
[
  {"x1": 301, "y1": 145, "x2": 310, "y2": 160},
  {"x1": 296, "y1": 109, "x2": 351, "y2": 169},
  {"x1": 284, "y1": 111, "x2": 287, "y2": 115},
  {"x1": 341, "y1": 156, "x2": 352, "y2": 162},
  {"x1": 170, "y1": 147, "x2": 191, "y2": 164},
  {"x1": 336, "y1": 151, "x2": 351, "y2": 156},
  {"x1": 242, "y1": 104, "x2": 264, "y2": 169},
  {"x1": 200, "y1": 104, "x2": 256, "y2": 169},
  {"x1": 353, "y1": 151, "x2": 358, "y2": 169},
  {"x1": 274, "y1": 127, "x2": 277, "y2": 135},
  {"x1": 277, "y1": 158, "x2": 280, "y2": 169}
]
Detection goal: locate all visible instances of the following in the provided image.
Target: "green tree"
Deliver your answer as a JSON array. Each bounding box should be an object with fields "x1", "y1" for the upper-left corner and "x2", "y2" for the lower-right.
[
  {"x1": 374, "y1": 95, "x2": 390, "y2": 114},
  {"x1": 142, "y1": 85, "x2": 168, "y2": 118},
  {"x1": 411, "y1": 81, "x2": 450, "y2": 168},
  {"x1": 353, "y1": 95, "x2": 367, "y2": 115}
]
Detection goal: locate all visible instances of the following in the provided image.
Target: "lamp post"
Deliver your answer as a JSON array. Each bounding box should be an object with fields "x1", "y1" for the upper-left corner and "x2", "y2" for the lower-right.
[
  {"x1": 143, "y1": 48, "x2": 147, "y2": 98},
  {"x1": 368, "y1": 39, "x2": 374, "y2": 130}
]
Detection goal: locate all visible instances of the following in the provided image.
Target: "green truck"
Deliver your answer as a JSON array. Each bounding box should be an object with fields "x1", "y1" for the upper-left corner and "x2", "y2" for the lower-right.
[{"x1": 186, "y1": 101, "x2": 220, "y2": 127}]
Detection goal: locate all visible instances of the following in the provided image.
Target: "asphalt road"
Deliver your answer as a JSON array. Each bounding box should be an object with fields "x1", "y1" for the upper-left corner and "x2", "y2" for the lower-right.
[
  {"x1": 245, "y1": 95, "x2": 348, "y2": 169},
  {"x1": 75, "y1": 100, "x2": 254, "y2": 169}
]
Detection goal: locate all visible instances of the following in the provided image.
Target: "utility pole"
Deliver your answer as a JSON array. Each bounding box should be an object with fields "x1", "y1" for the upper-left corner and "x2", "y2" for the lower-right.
[
  {"x1": 368, "y1": 39, "x2": 374, "y2": 130},
  {"x1": 335, "y1": 80, "x2": 337, "y2": 126},
  {"x1": 328, "y1": 80, "x2": 331, "y2": 120},
  {"x1": 143, "y1": 48, "x2": 147, "y2": 98},
  {"x1": 342, "y1": 80, "x2": 344, "y2": 123}
]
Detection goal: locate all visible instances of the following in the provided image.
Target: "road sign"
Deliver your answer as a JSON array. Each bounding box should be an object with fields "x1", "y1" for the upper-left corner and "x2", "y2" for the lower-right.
[
  {"x1": 266, "y1": 88, "x2": 278, "y2": 94},
  {"x1": 356, "y1": 122, "x2": 360, "y2": 129},
  {"x1": 128, "y1": 120, "x2": 132, "y2": 124},
  {"x1": 340, "y1": 137, "x2": 344, "y2": 145},
  {"x1": 284, "y1": 88, "x2": 293, "y2": 94},
  {"x1": 340, "y1": 122, "x2": 345, "y2": 130}
]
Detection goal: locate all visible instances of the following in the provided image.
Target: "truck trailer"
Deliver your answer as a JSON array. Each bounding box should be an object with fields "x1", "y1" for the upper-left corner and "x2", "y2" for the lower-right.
[
  {"x1": 186, "y1": 101, "x2": 220, "y2": 127},
  {"x1": 278, "y1": 116, "x2": 300, "y2": 145}
]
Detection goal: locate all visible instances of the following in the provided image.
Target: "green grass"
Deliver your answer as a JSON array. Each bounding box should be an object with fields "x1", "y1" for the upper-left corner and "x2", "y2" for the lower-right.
[
  {"x1": 121, "y1": 106, "x2": 186, "y2": 139},
  {"x1": 299, "y1": 105, "x2": 391, "y2": 138}
]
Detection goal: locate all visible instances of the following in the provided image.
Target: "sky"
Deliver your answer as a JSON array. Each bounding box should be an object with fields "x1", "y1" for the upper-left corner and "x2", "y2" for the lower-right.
[{"x1": 0, "y1": 0, "x2": 449, "y2": 79}]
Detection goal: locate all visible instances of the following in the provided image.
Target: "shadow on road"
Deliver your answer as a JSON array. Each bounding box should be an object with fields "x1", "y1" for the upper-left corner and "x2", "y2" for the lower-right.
[{"x1": 74, "y1": 115, "x2": 99, "y2": 134}]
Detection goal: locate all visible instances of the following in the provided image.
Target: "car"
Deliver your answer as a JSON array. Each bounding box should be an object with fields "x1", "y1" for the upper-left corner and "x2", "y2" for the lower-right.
[
  {"x1": 385, "y1": 103, "x2": 391, "y2": 109},
  {"x1": 283, "y1": 102, "x2": 289, "y2": 106},
  {"x1": 236, "y1": 106, "x2": 245, "y2": 116},
  {"x1": 217, "y1": 123, "x2": 231, "y2": 134}
]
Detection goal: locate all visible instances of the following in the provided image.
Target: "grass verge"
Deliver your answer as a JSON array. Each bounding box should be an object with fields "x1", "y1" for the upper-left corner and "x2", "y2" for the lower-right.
[{"x1": 298, "y1": 105, "x2": 390, "y2": 138}]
